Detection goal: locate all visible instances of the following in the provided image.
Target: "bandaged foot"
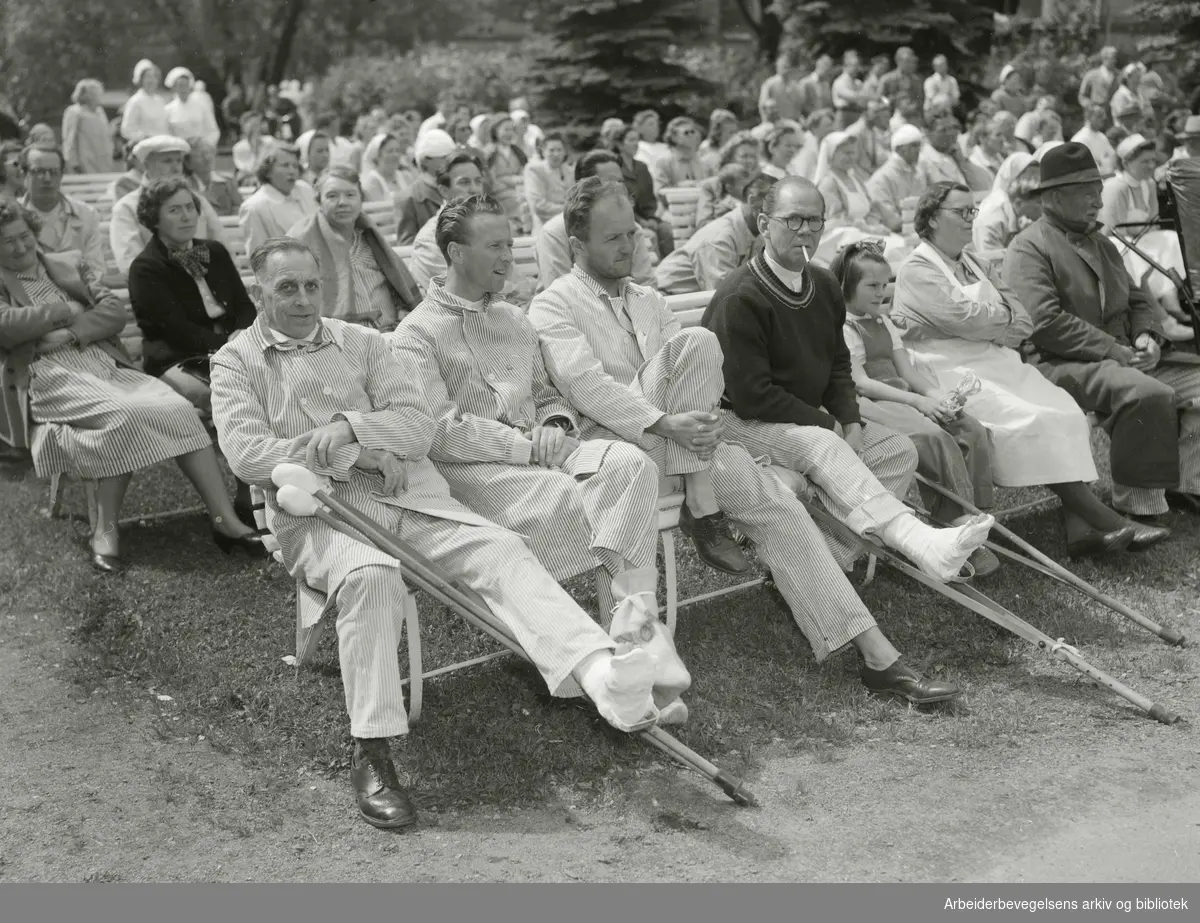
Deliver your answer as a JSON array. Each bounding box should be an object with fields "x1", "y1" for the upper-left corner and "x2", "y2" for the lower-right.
[
  {"x1": 578, "y1": 648, "x2": 660, "y2": 733},
  {"x1": 610, "y1": 588, "x2": 693, "y2": 700},
  {"x1": 656, "y1": 699, "x2": 689, "y2": 726},
  {"x1": 879, "y1": 512, "x2": 995, "y2": 583}
]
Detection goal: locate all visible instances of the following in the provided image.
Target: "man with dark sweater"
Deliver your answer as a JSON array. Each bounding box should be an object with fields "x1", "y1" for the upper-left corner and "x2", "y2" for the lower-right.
[
  {"x1": 531, "y1": 176, "x2": 993, "y2": 705},
  {"x1": 703, "y1": 176, "x2": 994, "y2": 574}
]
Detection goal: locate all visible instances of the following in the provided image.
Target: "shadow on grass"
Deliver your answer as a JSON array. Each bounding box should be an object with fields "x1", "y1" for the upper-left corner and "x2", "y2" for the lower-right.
[{"x1": 3, "y1": 451, "x2": 1196, "y2": 813}]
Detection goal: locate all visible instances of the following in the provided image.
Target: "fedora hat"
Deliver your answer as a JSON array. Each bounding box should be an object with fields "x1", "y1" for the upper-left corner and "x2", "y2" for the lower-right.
[
  {"x1": 1176, "y1": 115, "x2": 1200, "y2": 140},
  {"x1": 1033, "y1": 141, "x2": 1112, "y2": 192}
]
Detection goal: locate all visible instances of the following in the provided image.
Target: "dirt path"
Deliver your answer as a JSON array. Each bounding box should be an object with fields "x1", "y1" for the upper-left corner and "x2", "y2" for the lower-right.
[{"x1": 2, "y1": 611, "x2": 1198, "y2": 883}]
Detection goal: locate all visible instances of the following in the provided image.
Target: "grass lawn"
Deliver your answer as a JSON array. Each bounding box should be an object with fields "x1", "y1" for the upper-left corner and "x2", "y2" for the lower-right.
[{"x1": 2, "y1": 435, "x2": 1197, "y2": 816}]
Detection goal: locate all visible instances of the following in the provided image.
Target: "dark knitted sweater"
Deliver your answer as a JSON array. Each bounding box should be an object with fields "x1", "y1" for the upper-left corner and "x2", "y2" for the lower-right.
[{"x1": 701, "y1": 252, "x2": 861, "y2": 430}]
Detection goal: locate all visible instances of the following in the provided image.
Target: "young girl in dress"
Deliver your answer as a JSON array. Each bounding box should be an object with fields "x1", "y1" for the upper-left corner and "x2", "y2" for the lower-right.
[{"x1": 831, "y1": 240, "x2": 1000, "y2": 576}]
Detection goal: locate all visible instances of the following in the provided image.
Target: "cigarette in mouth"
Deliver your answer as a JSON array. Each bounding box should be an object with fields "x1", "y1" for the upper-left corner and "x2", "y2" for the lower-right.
[{"x1": 802, "y1": 246, "x2": 811, "y2": 262}]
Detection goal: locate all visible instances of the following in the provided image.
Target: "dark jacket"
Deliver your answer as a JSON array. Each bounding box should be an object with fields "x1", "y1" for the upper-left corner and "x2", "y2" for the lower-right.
[
  {"x1": 621, "y1": 156, "x2": 658, "y2": 222},
  {"x1": 128, "y1": 235, "x2": 257, "y2": 377},
  {"x1": 396, "y1": 176, "x2": 443, "y2": 246}
]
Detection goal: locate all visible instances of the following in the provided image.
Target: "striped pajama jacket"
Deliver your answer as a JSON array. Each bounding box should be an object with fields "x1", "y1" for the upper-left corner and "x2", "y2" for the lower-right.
[
  {"x1": 529, "y1": 267, "x2": 883, "y2": 661},
  {"x1": 209, "y1": 315, "x2": 619, "y2": 738},
  {"x1": 389, "y1": 281, "x2": 659, "y2": 579}
]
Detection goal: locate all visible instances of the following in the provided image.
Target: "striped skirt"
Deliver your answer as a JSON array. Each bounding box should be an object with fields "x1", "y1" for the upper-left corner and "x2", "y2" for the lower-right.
[{"x1": 28, "y1": 345, "x2": 214, "y2": 480}]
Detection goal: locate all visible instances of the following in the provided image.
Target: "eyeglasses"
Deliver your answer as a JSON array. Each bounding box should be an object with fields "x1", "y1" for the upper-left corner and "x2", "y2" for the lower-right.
[
  {"x1": 939, "y1": 206, "x2": 979, "y2": 221},
  {"x1": 27, "y1": 168, "x2": 62, "y2": 179},
  {"x1": 768, "y1": 214, "x2": 826, "y2": 233}
]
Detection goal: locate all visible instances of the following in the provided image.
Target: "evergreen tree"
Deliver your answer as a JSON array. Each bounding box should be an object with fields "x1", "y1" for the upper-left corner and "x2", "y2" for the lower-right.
[{"x1": 531, "y1": 0, "x2": 713, "y2": 125}]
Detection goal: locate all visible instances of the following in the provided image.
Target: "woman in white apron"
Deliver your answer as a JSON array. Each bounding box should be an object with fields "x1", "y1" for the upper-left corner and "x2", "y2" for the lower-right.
[
  {"x1": 891, "y1": 181, "x2": 1142, "y2": 557},
  {"x1": 813, "y1": 131, "x2": 913, "y2": 267},
  {"x1": 1100, "y1": 133, "x2": 1194, "y2": 342}
]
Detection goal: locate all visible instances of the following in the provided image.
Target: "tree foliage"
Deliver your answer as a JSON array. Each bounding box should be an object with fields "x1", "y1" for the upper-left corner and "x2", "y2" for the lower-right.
[
  {"x1": 775, "y1": 0, "x2": 997, "y2": 72},
  {"x1": 1130, "y1": 0, "x2": 1200, "y2": 94},
  {"x1": 531, "y1": 0, "x2": 715, "y2": 125}
]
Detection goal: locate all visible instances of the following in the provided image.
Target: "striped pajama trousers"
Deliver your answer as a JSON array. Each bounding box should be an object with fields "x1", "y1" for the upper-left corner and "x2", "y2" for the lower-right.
[
  {"x1": 721, "y1": 417, "x2": 918, "y2": 569},
  {"x1": 436, "y1": 439, "x2": 661, "y2": 578},
  {"x1": 587, "y1": 327, "x2": 880, "y2": 661},
  {"x1": 328, "y1": 508, "x2": 617, "y2": 739}
]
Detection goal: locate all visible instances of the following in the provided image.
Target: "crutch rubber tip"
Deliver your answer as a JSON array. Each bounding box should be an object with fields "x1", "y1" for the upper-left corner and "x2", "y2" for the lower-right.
[
  {"x1": 1159, "y1": 628, "x2": 1187, "y2": 648},
  {"x1": 1148, "y1": 704, "x2": 1182, "y2": 726},
  {"x1": 714, "y1": 770, "x2": 758, "y2": 807}
]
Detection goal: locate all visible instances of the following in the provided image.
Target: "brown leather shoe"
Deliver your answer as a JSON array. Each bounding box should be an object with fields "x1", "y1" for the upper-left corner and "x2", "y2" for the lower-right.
[
  {"x1": 679, "y1": 505, "x2": 752, "y2": 575},
  {"x1": 861, "y1": 657, "x2": 961, "y2": 705},
  {"x1": 351, "y1": 739, "x2": 417, "y2": 830}
]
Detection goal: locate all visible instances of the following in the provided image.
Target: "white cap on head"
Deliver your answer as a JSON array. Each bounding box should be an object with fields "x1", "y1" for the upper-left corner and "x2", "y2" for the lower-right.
[
  {"x1": 132, "y1": 135, "x2": 191, "y2": 162},
  {"x1": 998, "y1": 64, "x2": 1016, "y2": 84},
  {"x1": 132, "y1": 59, "x2": 157, "y2": 86},
  {"x1": 165, "y1": 67, "x2": 194, "y2": 90},
  {"x1": 891, "y1": 124, "x2": 924, "y2": 149},
  {"x1": 413, "y1": 129, "x2": 457, "y2": 163},
  {"x1": 1116, "y1": 133, "x2": 1154, "y2": 163},
  {"x1": 510, "y1": 108, "x2": 530, "y2": 121}
]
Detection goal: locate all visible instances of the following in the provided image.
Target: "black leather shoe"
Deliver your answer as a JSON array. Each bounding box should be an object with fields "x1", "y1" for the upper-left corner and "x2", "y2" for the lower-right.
[
  {"x1": 351, "y1": 739, "x2": 417, "y2": 830},
  {"x1": 1125, "y1": 521, "x2": 1172, "y2": 552},
  {"x1": 861, "y1": 657, "x2": 961, "y2": 705},
  {"x1": 679, "y1": 505, "x2": 752, "y2": 575},
  {"x1": 1166, "y1": 490, "x2": 1200, "y2": 514},
  {"x1": 211, "y1": 529, "x2": 269, "y2": 559},
  {"x1": 1065, "y1": 526, "x2": 1136, "y2": 558}
]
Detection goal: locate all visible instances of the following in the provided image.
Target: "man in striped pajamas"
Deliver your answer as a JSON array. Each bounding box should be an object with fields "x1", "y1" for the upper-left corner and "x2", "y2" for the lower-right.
[
  {"x1": 529, "y1": 177, "x2": 990, "y2": 705},
  {"x1": 210, "y1": 238, "x2": 665, "y2": 832},
  {"x1": 390, "y1": 195, "x2": 691, "y2": 721}
]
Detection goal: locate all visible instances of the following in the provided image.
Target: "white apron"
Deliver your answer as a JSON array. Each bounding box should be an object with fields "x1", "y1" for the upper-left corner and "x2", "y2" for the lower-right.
[
  {"x1": 904, "y1": 243, "x2": 1100, "y2": 488},
  {"x1": 1108, "y1": 178, "x2": 1185, "y2": 302},
  {"x1": 813, "y1": 172, "x2": 915, "y2": 269}
]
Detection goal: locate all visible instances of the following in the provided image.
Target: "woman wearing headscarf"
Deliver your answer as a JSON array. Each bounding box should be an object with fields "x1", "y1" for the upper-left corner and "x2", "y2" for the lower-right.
[
  {"x1": 1100, "y1": 133, "x2": 1194, "y2": 342},
  {"x1": 972, "y1": 151, "x2": 1038, "y2": 253},
  {"x1": 295, "y1": 129, "x2": 332, "y2": 186},
  {"x1": 361, "y1": 133, "x2": 416, "y2": 207},
  {"x1": 813, "y1": 130, "x2": 909, "y2": 265},
  {"x1": 483, "y1": 113, "x2": 530, "y2": 234},
  {"x1": 698, "y1": 109, "x2": 739, "y2": 174},
  {"x1": 61, "y1": 79, "x2": 112, "y2": 174},
  {"x1": 120, "y1": 60, "x2": 169, "y2": 144}
]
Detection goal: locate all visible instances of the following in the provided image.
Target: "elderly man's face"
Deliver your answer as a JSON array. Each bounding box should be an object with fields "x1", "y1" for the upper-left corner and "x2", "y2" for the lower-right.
[
  {"x1": 1047, "y1": 181, "x2": 1104, "y2": 226},
  {"x1": 0, "y1": 218, "x2": 39, "y2": 273},
  {"x1": 571, "y1": 192, "x2": 638, "y2": 281},
  {"x1": 24, "y1": 148, "x2": 63, "y2": 198},
  {"x1": 318, "y1": 175, "x2": 362, "y2": 229},
  {"x1": 268, "y1": 151, "x2": 300, "y2": 194},
  {"x1": 144, "y1": 151, "x2": 185, "y2": 181},
  {"x1": 449, "y1": 212, "x2": 512, "y2": 295},
  {"x1": 253, "y1": 248, "x2": 323, "y2": 339},
  {"x1": 758, "y1": 181, "x2": 825, "y2": 270}
]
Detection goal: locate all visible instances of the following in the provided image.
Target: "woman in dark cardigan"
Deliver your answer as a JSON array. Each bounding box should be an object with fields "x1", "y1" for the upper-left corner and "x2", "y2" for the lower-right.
[
  {"x1": 128, "y1": 176, "x2": 258, "y2": 519},
  {"x1": 128, "y1": 177, "x2": 256, "y2": 382}
]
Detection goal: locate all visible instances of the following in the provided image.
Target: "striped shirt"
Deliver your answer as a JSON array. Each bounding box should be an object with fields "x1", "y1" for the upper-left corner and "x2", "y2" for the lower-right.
[
  {"x1": 390, "y1": 280, "x2": 576, "y2": 466},
  {"x1": 528, "y1": 266, "x2": 678, "y2": 443}
]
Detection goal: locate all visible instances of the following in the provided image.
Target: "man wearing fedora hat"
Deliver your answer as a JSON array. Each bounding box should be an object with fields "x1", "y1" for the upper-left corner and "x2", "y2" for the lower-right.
[
  {"x1": 1174, "y1": 115, "x2": 1200, "y2": 161},
  {"x1": 1005, "y1": 142, "x2": 1200, "y2": 522}
]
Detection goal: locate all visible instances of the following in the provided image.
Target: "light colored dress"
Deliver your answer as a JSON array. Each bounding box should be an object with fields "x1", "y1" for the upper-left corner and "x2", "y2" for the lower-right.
[
  {"x1": 61, "y1": 104, "x2": 112, "y2": 174},
  {"x1": 1099, "y1": 171, "x2": 1185, "y2": 306},
  {"x1": 14, "y1": 266, "x2": 211, "y2": 479},
  {"x1": 891, "y1": 241, "x2": 1099, "y2": 488}
]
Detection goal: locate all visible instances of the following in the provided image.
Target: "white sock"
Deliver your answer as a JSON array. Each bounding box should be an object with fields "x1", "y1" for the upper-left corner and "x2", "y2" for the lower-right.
[{"x1": 879, "y1": 512, "x2": 995, "y2": 583}]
